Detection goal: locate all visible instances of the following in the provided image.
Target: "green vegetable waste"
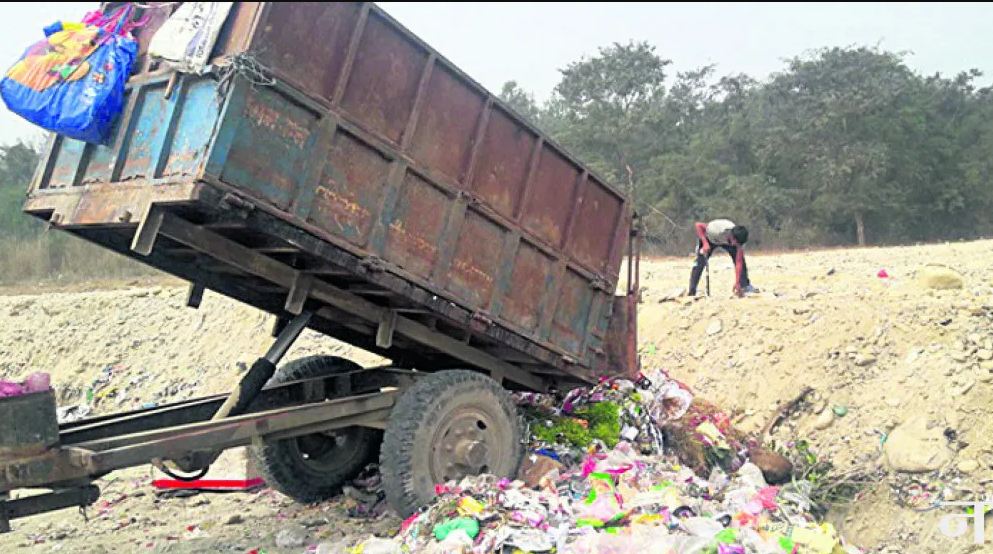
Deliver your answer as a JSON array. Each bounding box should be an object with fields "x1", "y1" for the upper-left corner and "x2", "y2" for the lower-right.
[{"x1": 530, "y1": 401, "x2": 622, "y2": 448}]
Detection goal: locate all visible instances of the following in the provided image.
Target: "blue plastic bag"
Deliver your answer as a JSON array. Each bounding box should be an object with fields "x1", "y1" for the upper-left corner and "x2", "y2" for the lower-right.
[{"x1": 0, "y1": 7, "x2": 140, "y2": 144}]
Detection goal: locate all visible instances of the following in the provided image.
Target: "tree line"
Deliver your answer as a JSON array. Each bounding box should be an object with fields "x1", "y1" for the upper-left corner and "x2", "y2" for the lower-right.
[
  {"x1": 0, "y1": 42, "x2": 990, "y2": 277},
  {"x1": 499, "y1": 43, "x2": 993, "y2": 251}
]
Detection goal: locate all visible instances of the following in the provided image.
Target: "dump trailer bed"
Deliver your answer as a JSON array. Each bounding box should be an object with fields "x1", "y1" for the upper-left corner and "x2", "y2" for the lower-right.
[{"x1": 24, "y1": 2, "x2": 639, "y2": 390}]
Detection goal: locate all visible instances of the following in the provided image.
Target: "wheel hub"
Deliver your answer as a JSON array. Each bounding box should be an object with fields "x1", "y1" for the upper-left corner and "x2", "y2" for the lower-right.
[{"x1": 431, "y1": 409, "x2": 507, "y2": 483}]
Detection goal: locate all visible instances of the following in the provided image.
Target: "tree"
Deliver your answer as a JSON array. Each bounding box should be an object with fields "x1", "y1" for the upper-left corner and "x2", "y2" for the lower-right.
[
  {"x1": 0, "y1": 141, "x2": 42, "y2": 238},
  {"x1": 498, "y1": 81, "x2": 542, "y2": 126},
  {"x1": 762, "y1": 48, "x2": 918, "y2": 244},
  {"x1": 546, "y1": 41, "x2": 671, "y2": 199}
]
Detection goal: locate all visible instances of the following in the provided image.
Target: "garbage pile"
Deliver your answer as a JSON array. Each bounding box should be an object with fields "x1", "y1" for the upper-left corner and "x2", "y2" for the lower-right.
[{"x1": 345, "y1": 372, "x2": 859, "y2": 553}]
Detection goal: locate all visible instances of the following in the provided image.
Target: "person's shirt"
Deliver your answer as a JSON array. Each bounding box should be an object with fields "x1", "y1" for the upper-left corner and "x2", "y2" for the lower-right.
[{"x1": 705, "y1": 219, "x2": 736, "y2": 246}]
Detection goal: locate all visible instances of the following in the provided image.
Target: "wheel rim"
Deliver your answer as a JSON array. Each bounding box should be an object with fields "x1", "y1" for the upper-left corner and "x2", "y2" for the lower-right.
[
  {"x1": 289, "y1": 428, "x2": 361, "y2": 473},
  {"x1": 429, "y1": 406, "x2": 512, "y2": 484}
]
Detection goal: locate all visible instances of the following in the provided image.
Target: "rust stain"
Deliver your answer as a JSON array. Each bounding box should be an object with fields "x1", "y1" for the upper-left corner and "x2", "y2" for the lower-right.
[
  {"x1": 387, "y1": 221, "x2": 439, "y2": 261},
  {"x1": 313, "y1": 187, "x2": 371, "y2": 234},
  {"x1": 449, "y1": 258, "x2": 494, "y2": 290},
  {"x1": 246, "y1": 100, "x2": 309, "y2": 148}
]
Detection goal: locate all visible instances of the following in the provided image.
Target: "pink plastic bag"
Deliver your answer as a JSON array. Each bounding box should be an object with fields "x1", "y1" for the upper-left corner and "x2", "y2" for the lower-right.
[
  {"x1": 0, "y1": 372, "x2": 51, "y2": 398},
  {"x1": 0, "y1": 381, "x2": 25, "y2": 398},
  {"x1": 23, "y1": 372, "x2": 51, "y2": 393}
]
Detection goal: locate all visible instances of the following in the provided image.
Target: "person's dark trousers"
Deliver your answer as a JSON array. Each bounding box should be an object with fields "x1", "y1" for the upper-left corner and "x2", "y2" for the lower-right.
[{"x1": 688, "y1": 242, "x2": 750, "y2": 295}]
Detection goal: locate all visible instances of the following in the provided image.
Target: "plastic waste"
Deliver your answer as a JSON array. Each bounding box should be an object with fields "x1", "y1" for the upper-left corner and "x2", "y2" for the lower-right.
[
  {"x1": 0, "y1": 5, "x2": 141, "y2": 143},
  {"x1": 432, "y1": 517, "x2": 479, "y2": 541},
  {"x1": 0, "y1": 372, "x2": 52, "y2": 398}
]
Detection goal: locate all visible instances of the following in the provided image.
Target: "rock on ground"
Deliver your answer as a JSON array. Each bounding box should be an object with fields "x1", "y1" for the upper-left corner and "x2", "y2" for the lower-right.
[
  {"x1": 883, "y1": 416, "x2": 954, "y2": 473},
  {"x1": 916, "y1": 265, "x2": 964, "y2": 290}
]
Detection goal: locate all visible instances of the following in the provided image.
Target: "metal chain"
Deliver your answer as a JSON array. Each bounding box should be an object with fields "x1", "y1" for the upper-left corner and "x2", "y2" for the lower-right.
[{"x1": 215, "y1": 53, "x2": 277, "y2": 88}]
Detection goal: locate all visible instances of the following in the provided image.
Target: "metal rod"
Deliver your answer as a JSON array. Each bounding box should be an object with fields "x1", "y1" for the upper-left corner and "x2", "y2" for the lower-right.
[
  {"x1": 706, "y1": 259, "x2": 711, "y2": 297},
  {"x1": 264, "y1": 310, "x2": 312, "y2": 365},
  {"x1": 212, "y1": 310, "x2": 313, "y2": 423}
]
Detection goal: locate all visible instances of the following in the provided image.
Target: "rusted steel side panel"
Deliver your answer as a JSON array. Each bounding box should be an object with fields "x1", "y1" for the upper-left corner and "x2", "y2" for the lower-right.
[
  {"x1": 501, "y1": 241, "x2": 555, "y2": 334},
  {"x1": 445, "y1": 211, "x2": 504, "y2": 309},
  {"x1": 339, "y1": 13, "x2": 428, "y2": 145},
  {"x1": 307, "y1": 131, "x2": 392, "y2": 247},
  {"x1": 37, "y1": 75, "x2": 223, "y2": 192},
  {"x1": 382, "y1": 172, "x2": 449, "y2": 279},
  {"x1": 220, "y1": 92, "x2": 316, "y2": 211},
  {"x1": 252, "y1": 3, "x2": 361, "y2": 100},
  {"x1": 520, "y1": 149, "x2": 580, "y2": 248},
  {"x1": 568, "y1": 177, "x2": 624, "y2": 274},
  {"x1": 409, "y1": 65, "x2": 486, "y2": 185},
  {"x1": 470, "y1": 108, "x2": 537, "y2": 220}
]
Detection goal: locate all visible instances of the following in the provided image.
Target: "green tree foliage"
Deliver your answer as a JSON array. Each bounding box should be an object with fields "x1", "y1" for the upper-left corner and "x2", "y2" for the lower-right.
[
  {"x1": 0, "y1": 141, "x2": 42, "y2": 238},
  {"x1": 499, "y1": 44, "x2": 993, "y2": 251}
]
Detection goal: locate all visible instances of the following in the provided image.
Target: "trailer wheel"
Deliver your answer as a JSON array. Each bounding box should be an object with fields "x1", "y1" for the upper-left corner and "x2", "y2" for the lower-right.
[
  {"x1": 381, "y1": 370, "x2": 525, "y2": 517},
  {"x1": 250, "y1": 356, "x2": 381, "y2": 503}
]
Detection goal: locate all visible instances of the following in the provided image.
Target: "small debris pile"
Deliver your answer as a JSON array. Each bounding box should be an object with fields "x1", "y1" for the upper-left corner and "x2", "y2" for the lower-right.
[
  {"x1": 353, "y1": 445, "x2": 859, "y2": 553},
  {"x1": 341, "y1": 372, "x2": 858, "y2": 553}
]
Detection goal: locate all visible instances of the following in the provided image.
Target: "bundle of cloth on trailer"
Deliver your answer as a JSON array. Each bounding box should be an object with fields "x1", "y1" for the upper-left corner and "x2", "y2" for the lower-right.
[{"x1": 1, "y1": 2, "x2": 233, "y2": 144}]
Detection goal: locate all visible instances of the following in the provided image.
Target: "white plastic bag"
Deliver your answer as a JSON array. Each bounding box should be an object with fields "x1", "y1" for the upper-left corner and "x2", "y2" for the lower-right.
[{"x1": 149, "y1": 2, "x2": 233, "y2": 74}]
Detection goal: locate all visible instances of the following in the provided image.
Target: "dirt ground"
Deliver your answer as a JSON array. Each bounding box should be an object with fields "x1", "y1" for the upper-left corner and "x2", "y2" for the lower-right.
[{"x1": 0, "y1": 240, "x2": 991, "y2": 553}]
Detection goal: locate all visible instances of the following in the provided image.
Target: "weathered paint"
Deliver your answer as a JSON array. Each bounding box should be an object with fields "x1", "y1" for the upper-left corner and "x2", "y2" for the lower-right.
[{"x1": 24, "y1": 2, "x2": 638, "y2": 383}]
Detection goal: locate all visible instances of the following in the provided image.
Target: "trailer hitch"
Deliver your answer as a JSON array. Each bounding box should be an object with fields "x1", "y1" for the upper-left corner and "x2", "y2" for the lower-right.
[{"x1": 0, "y1": 485, "x2": 99, "y2": 533}]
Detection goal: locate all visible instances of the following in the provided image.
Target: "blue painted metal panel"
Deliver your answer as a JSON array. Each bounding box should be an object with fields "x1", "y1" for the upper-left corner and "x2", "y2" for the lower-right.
[
  {"x1": 162, "y1": 78, "x2": 224, "y2": 178},
  {"x1": 218, "y1": 86, "x2": 318, "y2": 211}
]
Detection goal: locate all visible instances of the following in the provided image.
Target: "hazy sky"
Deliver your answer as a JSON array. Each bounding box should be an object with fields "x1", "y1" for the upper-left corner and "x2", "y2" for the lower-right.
[{"x1": 1, "y1": 2, "x2": 991, "y2": 145}]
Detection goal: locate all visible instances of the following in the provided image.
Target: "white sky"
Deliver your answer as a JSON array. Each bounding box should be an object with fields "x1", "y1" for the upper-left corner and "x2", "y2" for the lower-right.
[{"x1": 0, "y1": 2, "x2": 991, "y2": 145}]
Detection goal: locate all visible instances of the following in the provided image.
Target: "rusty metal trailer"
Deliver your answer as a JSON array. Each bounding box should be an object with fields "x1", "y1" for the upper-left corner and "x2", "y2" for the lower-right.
[{"x1": 0, "y1": 1, "x2": 641, "y2": 529}]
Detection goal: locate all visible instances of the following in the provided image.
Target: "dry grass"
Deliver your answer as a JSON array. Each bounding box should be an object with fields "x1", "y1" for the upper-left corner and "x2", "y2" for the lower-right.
[{"x1": 0, "y1": 233, "x2": 158, "y2": 284}]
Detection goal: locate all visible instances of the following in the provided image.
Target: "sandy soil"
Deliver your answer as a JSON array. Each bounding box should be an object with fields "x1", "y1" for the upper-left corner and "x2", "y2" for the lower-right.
[{"x1": 0, "y1": 240, "x2": 991, "y2": 553}]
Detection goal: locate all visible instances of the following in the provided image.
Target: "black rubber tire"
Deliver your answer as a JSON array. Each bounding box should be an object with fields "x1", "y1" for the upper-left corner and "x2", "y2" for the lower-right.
[
  {"x1": 250, "y1": 355, "x2": 381, "y2": 503},
  {"x1": 380, "y1": 370, "x2": 525, "y2": 517}
]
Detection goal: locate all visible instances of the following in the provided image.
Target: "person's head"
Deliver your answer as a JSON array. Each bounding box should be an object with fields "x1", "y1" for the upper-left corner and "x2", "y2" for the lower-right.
[{"x1": 731, "y1": 225, "x2": 749, "y2": 245}]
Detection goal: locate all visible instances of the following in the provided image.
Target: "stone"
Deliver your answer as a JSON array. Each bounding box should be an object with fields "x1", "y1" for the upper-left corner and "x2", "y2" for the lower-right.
[
  {"x1": 957, "y1": 459, "x2": 980, "y2": 474},
  {"x1": 977, "y1": 349, "x2": 993, "y2": 361},
  {"x1": 884, "y1": 416, "x2": 954, "y2": 473},
  {"x1": 517, "y1": 454, "x2": 564, "y2": 488},
  {"x1": 981, "y1": 361, "x2": 993, "y2": 371},
  {"x1": 917, "y1": 266, "x2": 964, "y2": 290},
  {"x1": 275, "y1": 525, "x2": 309, "y2": 549},
  {"x1": 814, "y1": 409, "x2": 835, "y2": 430},
  {"x1": 748, "y1": 447, "x2": 793, "y2": 484},
  {"x1": 706, "y1": 319, "x2": 723, "y2": 336},
  {"x1": 951, "y1": 352, "x2": 968, "y2": 363},
  {"x1": 854, "y1": 354, "x2": 876, "y2": 367},
  {"x1": 225, "y1": 514, "x2": 244, "y2": 525}
]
